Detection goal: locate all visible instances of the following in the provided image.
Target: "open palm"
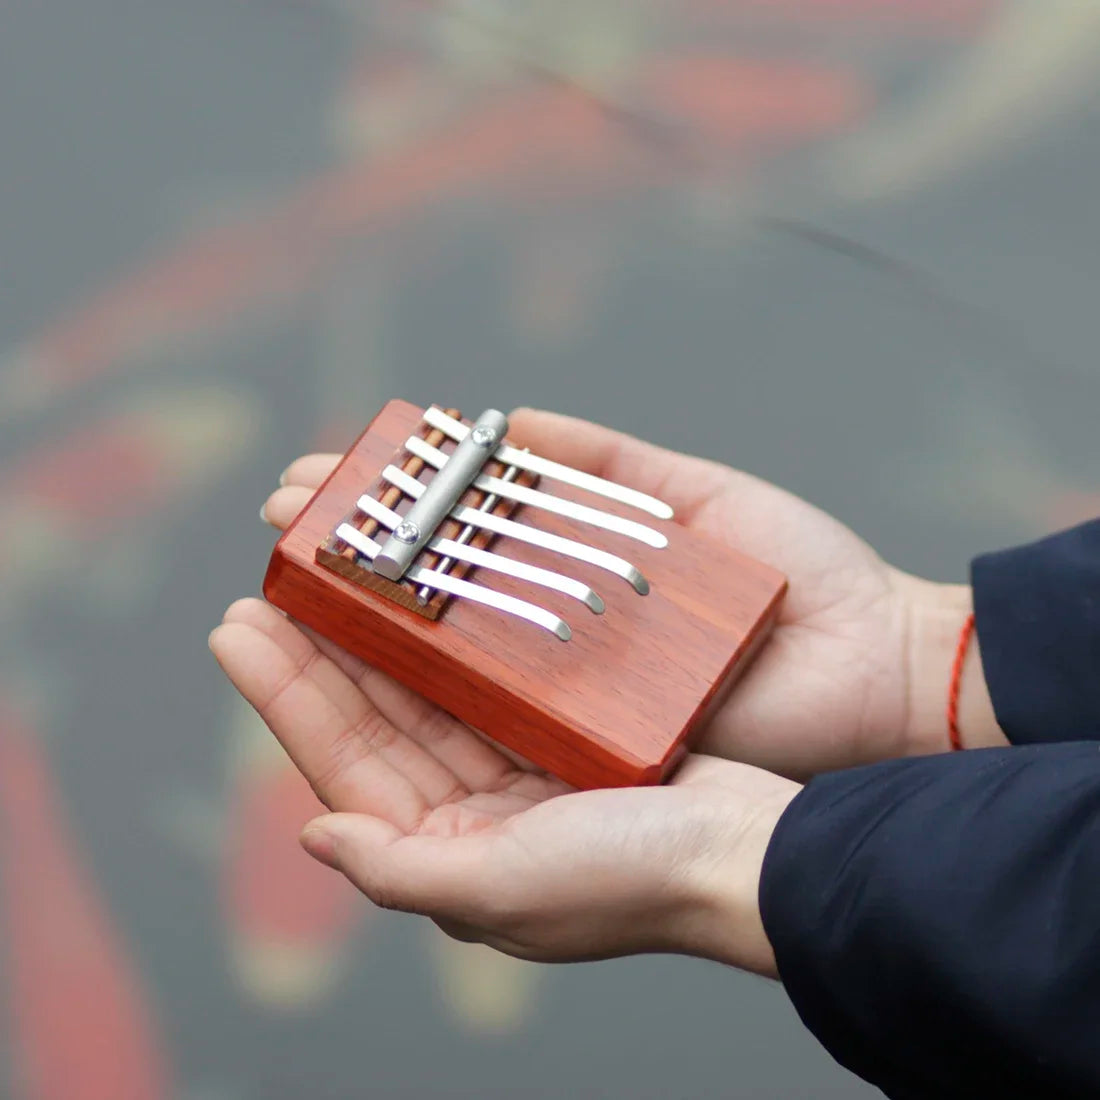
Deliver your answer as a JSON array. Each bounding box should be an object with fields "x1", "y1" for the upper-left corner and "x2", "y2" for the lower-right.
[
  {"x1": 210, "y1": 597, "x2": 793, "y2": 972},
  {"x1": 257, "y1": 408, "x2": 941, "y2": 778}
]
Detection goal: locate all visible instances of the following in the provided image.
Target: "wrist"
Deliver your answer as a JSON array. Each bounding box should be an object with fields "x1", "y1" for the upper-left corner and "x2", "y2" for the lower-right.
[
  {"x1": 678, "y1": 773, "x2": 800, "y2": 978},
  {"x1": 897, "y1": 574, "x2": 1006, "y2": 754}
]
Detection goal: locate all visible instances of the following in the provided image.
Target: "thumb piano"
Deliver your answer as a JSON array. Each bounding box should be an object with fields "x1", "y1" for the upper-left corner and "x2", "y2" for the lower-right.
[{"x1": 263, "y1": 400, "x2": 787, "y2": 789}]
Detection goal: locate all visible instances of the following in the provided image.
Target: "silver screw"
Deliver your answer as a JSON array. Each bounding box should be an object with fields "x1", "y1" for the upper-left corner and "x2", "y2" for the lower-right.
[
  {"x1": 471, "y1": 424, "x2": 497, "y2": 447},
  {"x1": 393, "y1": 520, "x2": 420, "y2": 544}
]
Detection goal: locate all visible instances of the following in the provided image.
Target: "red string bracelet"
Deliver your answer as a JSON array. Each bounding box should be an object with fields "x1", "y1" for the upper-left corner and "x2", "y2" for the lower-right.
[{"x1": 947, "y1": 613, "x2": 976, "y2": 752}]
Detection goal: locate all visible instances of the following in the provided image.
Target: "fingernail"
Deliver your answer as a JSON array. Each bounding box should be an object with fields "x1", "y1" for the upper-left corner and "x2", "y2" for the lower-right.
[
  {"x1": 278, "y1": 464, "x2": 292, "y2": 487},
  {"x1": 300, "y1": 825, "x2": 340, "y2": 870},
  {"x1": 207, "y1": 625, "x2": 223, "y2": 652},
  {"x1": 259, "y1": 502, "x2": 269, "y2": 524}
]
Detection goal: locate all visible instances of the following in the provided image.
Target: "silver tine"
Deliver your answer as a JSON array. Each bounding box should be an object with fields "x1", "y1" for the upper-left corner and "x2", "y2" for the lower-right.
[
  {"x1": 336, "y1": 522, "x2": 383, "y2": 559},
  {"x1": 475, "y1": 471, "x2": 667, "y2": 548},
  {"x1": 405, "y1": 435, "x2": 668, "y2": 549},
  {"x1": 355, "y1": 493, "x2": 404, "y2": 529},
  {"x1": 355, "y1": 494, "x2": 604, "y2": 613},
  {"x1": 422, "y1": 405, "x2": 675, "y2": 520},
  {"x1": 453, "y1": 505, "x2": 650, "y2": 595},
  {"x1": 431, "y1": 538, "x2": 604, "y2": 614},
  {"x1": 410, "y1": 568, "x2": 571, "y2": 641},
  {"x1": 335, "y1": 522, "x2": 570, "y2": 640},
  {"x1": 416, "y1": 460, "x2": 522, "y2": 605},
  {"x1": 382, "y1": 465, "x2": 650, "y2": 594}
]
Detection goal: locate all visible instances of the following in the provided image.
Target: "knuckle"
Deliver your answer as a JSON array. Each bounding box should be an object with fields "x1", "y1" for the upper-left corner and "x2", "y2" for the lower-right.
[
  {"x1": 260, "y1": 648, "x2": 320, "y2": 714},
  {"x1": 313, "y1": 711, "x2": 394, "y2": 791}
]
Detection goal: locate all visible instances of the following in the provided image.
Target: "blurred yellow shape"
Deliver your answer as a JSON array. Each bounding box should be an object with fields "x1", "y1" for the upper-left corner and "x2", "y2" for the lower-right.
[{"x1": 429, "y1": 929, "x2": 543, "y2": 1035}]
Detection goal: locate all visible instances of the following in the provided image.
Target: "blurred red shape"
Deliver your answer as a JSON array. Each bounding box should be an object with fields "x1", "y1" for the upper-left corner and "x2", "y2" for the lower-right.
[
  {"x1": 0, "y1": 711, "x2": 170, "y2": 1100},
  {"x1": 635, "y1": 56, "x2": 865, "y2": 144},
  {"x1": 222, "y1": 760, "x2": 362, "y2": 1009},
  {"x1": 5, "y1": 425, "x2": 165, "y2": 520}
]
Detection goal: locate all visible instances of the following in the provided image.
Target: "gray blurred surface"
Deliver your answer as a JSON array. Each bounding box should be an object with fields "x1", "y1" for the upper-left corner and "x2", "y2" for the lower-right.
[{"x1": 3, "y1": 2, "x2": 1100, "y2": 1097}]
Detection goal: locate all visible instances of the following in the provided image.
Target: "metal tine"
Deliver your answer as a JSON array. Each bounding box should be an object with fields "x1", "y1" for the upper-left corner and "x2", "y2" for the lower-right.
[
  {"x1": 423, "y1": 405, "x2": 675, "y2": 521},
  {"x1": 382, "y1": 465, "x2": 650, "y2": 594},
  {"x1": 416, "y1": 460, "x2": 522, "y2": 606},
  {"x1": 355, "y1": 494, "x2": 604, "y2": 613},
  {"x1": 334, "y1": 523, "x2": 571, "y2": 641},
  {"x1": 404, "y1": 435, "x2": 668, "y2": 550}
]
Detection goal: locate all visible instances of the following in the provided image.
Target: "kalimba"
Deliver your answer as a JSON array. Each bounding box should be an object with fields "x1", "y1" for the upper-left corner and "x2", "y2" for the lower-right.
[{"x1": 263, "y1": 400, "x2": 787, "y2": 789}]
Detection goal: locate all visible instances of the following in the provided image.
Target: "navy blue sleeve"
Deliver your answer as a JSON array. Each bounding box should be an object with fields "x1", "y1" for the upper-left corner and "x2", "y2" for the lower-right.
[
  {"x1": 973, "y1": 519, "x2": 1100, "y2": 745},
  {"x1": 760, "y1": 743, "x2": 1100, "y2": 1100}
]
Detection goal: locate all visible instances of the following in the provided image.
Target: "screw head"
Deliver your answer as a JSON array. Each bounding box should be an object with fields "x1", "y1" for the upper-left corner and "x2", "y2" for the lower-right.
[
  {"x1": 471, "y1": 424, "x2": 498, "y2": 447},
  {"x1": 393, "y1": 520, "x2": 420, "y2": 544}
]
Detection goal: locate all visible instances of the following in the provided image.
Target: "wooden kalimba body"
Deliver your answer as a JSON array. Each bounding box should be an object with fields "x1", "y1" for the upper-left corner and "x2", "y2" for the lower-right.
[{"x1": 264, "y1": 400, "x2": 787, "y2": 789}]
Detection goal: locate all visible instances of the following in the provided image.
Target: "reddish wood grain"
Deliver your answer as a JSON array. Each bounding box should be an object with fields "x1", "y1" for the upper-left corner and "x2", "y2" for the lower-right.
[{"x1": 264, "y1": 400, "x2": 787, "y2": 789}]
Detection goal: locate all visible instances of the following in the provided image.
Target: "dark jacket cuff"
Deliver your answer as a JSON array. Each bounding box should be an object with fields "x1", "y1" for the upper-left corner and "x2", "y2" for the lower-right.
[
  {"x1": 759, "y1": 744, "x2": 1100, "y2": 1099},
  {"x1": 971, "y1": 519, "x2": 1100, "y2": 745}
]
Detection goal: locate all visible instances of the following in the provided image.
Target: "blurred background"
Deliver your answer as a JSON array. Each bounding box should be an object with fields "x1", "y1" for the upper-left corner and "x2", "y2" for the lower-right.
[{"x1": 2, "y1": 1, "x2": 1100, "y2": 1096}]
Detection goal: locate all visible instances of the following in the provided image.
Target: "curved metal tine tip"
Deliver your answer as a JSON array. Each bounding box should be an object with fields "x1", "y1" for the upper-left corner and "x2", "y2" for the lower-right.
[
  {"x1": 341, "y1": 496, "x2": 570, "y2": 638},
  {"x1": 433, "y1": 536, "x2": 605, "y2": 614},
  {"x1": 475, "y1": 471, "x2": 667, "y2": 548},
  {"x1": 499, "y1": 444, "x2": 675, "y2": 521},
  {"x1": 453, "y1": 502, "x2": 651, "y2": 596},
  {"x1": 405, "y1": 435, "x2": 668, "y2": 549},
  {"x1": 422, "y1": 405, "x2": 675, "y2": 521},
  {"x1": 383, "y1": 464, "x2": 650, "y2": 595},
  {"x1": 408, "y1": 564, "x2": 571, "y2": 641}
]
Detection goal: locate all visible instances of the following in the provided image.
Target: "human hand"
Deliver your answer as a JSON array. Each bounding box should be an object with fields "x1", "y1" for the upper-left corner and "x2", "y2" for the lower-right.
[
  {"x1": 209, "y1": 599, "x2": 797, "y2": 974},
  {"x1": 262, "y1": 409, "x2": 1004, "y2": 779}
]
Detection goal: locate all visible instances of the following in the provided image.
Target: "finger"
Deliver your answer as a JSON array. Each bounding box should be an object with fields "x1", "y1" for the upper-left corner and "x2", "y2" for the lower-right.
[
  {"x1": 292, "y1": 620, "x2": 533, "y2": 788},
  {"x1": 230, "y1": 604, "x2": 562, "y2": 804},
  {"x1": 221, "y1": 599, "x2": 468, "y2": 809},
  {"x1": 300, "y1": 813, "x2": 510, "y2": 921},
  {"x1": 279, "y1": 454, "x2": 341, "y2": 490},
  {"x1": 261, "y1": 486, "x2": 313, "y2": 529},
  {"x1": 211, "y1": 606, "x2": 466, "y2": 828},
  {"x1": 508, "y1": 407, "x2": 733, "y2": 524}
]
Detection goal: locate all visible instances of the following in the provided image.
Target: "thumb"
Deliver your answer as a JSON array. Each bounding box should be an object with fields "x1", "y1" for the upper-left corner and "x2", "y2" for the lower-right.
[
  {"x1": 508, "y1": 407, "x2": 733, "y2": 523},
  {"x1": 300, "y1": 814, "x2": 508, "y2": 921}
]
